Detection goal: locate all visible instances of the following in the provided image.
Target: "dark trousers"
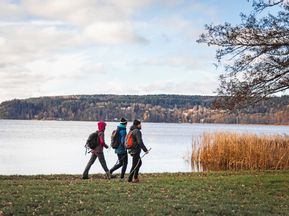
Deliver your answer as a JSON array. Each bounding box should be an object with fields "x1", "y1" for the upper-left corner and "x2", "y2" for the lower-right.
[
  {"x1": 128, "y1": 153, "x2": 142, "y2": 181},
  {"x1": 83, "y1": 152, "x2": 109, "y2": 178},
  {"x1": 109, "y1": 153, "x2": 128, "y2": 179}
]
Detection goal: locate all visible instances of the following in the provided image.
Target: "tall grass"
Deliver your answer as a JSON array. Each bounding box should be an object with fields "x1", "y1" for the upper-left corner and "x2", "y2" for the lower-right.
[{"x1": 192, "y1": 132, "x2": 289, "y2": 171}]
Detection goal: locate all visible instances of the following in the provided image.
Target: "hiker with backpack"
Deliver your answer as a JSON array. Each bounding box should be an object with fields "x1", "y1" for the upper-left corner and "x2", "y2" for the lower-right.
[
  {"x1": 82, "y1": 121, "x2": 111, "y2": 179},
  {"x1": 109, "y1": 117, "x2": 128, "y2": 180},
  {"x1": 126, "y1": 120, "x2": 149, "y2": 183}
]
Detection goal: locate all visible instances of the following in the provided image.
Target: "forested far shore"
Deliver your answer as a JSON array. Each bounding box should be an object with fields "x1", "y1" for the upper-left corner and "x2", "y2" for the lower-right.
[{"x1": 0, "y1": 94, "x2": 288, "y2": 124}]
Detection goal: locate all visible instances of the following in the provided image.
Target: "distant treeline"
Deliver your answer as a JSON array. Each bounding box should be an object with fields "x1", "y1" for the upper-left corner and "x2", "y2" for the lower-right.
[{"x1": 0, "y1": 95, "x2": 288, "y2": 124}]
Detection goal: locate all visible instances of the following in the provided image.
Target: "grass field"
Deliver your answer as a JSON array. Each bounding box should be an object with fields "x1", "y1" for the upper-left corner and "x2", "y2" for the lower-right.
[{"x1": 1, "y1": 171, "x2": 289, "y2": 215}]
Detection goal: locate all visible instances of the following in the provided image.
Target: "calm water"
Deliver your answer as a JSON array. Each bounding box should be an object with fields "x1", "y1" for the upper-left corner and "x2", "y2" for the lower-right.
[{"x1": 0, "y1": 120, "x2": 288, "y2": 175}]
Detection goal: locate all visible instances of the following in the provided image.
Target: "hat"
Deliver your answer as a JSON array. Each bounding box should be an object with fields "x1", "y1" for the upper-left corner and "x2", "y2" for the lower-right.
[
  {"x1": 133, "y1": 119, "x2": 141, "y2": 126},
  {"x1": 120, "y1": 117, "x2": 127, "y2": 125}
]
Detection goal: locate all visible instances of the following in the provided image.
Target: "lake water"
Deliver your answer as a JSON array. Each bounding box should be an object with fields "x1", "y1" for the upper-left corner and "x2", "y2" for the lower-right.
[{"x1": 0, "y1": 120, "x2": 288, "y2": 175}]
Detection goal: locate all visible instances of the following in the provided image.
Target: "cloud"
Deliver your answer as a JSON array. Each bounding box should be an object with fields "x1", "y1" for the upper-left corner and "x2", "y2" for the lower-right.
[
  {"x1": 0, "y1": 53, "x2": 106, "y2": 101},
  {"x1": 140, "y1": 80, "x2": 218, "y2": 95},
  {"x1": 0, "y1": 65, "x2": 46, "y2": 101},
  {"x1": 188, "y1": 2, "x2": 217, "y2": 19},
  {"x1": 0, "y1": 1, "x2": 23, "y2": 21},
  {"x1": 143, "y1": 56, "x2": 200, "y2": 68},
  {"x1": 81, "y1": 78, "x2": 218, "y2": 96},
  {"x1": 0, "y1": 0, "x2": 151, "y2": 48},
  {"x1": 0, "y1": 0, "x2": 151, "y2": 102},
  {"x1": 21, "y1": 0, "x2": 147, "y2": 25},
  {"x1": 82, "y1": 21, "x2": 148, "y2": 45},
  {"x1": 0, "y1": 0, "x2": 153, "y2": 76},
  {"x1": 0, "y1": 0, "x2": 222, "y2": 102}
]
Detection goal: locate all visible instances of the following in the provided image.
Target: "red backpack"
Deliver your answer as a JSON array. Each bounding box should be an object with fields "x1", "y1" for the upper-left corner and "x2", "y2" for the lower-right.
[{"x1": 125, "y1": 131, "x2": 134, "y2": 149}]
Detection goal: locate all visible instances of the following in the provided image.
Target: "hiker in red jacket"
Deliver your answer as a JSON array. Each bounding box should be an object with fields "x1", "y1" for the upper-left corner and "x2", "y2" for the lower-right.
[{"x1": 82, "y1": 121, "x2": 111, "y2": 179}]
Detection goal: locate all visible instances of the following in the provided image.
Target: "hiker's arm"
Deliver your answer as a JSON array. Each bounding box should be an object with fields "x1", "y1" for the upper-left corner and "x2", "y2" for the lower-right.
[
  {"x1": 99, "y1": 133, "x2": 108, "y2": 148},
  {"x1": 136, "y1": 131, "x2": 148, "y2": 152},
  {"x1": 99, "y1": 134, "x2": 104, "y2": 146},
  {"x1": 121, "y1": 131, "x2": 126, "y2": 144}
]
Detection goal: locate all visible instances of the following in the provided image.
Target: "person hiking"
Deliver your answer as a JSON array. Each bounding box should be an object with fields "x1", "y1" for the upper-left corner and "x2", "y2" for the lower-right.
[
  {"x1": 109, "y1": 117, "x2": 128, "y2": 180},
  {"x1": 82, "y1": 121, "x2": 111, "y2": 179},
  {"x1": 127, "y1": 119, "x2": 149, "y2": 183}
]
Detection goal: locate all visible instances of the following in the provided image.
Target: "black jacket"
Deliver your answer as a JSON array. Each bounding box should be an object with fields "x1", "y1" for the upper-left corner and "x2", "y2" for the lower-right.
[{"x1": 128, "y1": 125, "x2": 148, "y2": 155}]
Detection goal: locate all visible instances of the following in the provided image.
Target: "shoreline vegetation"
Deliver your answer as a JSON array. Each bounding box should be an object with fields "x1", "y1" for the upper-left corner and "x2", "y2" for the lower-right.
[
  {"x1": 192, "y1": 132, "x2": 289, "y2": 171},
  {"x1": 1, "y1": 172, "x2": 289, "y2": 215},
  {"x1": 0, "y1": 94, "x2": 288, "y2": 125}
]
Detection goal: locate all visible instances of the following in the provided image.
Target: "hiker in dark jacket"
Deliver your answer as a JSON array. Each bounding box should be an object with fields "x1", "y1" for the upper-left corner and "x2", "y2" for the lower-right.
[
  {"x1": 82, "y1": 121, "x2": 111, "y2": 179},
  {"x1": 128, "y1": 119, "x2": 149, "y2": 183},
  {"x1": 109, "y1": 117, "x2": 128, "y2": 180}
]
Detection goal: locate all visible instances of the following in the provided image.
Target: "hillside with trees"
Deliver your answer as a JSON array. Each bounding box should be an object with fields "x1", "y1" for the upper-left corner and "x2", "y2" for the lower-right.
[{"x1": 0, "y1": 95, "x2": 288, "y2": 124}]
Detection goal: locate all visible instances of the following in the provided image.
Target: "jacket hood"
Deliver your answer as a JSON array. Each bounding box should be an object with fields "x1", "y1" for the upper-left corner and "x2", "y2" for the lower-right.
[
  {"x1": 118, "y1": 123, "x2": 126, "y2": 129},
  {"x1": 98, "y1": 121, "x2": 106, "y2": 132},
  {"x1": 130, "y1": 125, "x2": 138, "y2": 131}
]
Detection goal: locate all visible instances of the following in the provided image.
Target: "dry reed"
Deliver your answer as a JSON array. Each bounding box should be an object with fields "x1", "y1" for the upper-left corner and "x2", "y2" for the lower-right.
[{"x1": 192, "y1": 132, "x2": 289, "y2": 171}]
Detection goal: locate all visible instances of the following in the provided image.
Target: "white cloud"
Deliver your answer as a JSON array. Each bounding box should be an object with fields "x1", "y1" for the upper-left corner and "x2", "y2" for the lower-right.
[
  {"x1": 0, "y1": 53, "x2": 106, "y2": 101},
  {"x1": 0, "y1": 0, "x2": 152, "y2": 73},
  {"x1": 0, "y1": 0, "x2": 154, "y2": 101},
  {"x1": 90, "y1": 79, "x2": 218, "y2": 95},
  {"x1": 0, "y1": 36, "x2": 6, "y2": 46},
  {"x1": 140, "y1": 80, "x2": 218, "y2": 95},
  {"x1": 144, "y1": 56, "x2": 200, "y2": 68},
  {"x1": 82, "y1": 21, "x2": 148, "y2": 45},
  {"x1": 0, "y1": 0, "x2": 222, "y2": 102},
  {"x1": 21, "y1": 0, "x2": 145, "y2": 25},
  {"x1": 0, "y1": 24, "x2": 76, "y2": 58},
  {"x1": 0, "y1": 1, "x2": 23, "y2": 20}
]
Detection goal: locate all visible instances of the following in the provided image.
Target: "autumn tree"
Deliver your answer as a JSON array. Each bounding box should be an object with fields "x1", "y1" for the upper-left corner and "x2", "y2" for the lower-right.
[{"x1": 197, "y1": 0, "x2": 289, "y2": 109}]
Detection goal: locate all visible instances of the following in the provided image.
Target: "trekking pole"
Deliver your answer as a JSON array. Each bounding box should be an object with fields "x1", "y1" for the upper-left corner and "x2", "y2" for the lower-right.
[
  {"x1": 141, "y1": 148, "x2": 152, "y2": 158},
  {"x1": 129, "y1": 148, "x2": 152, "y2": 176}
]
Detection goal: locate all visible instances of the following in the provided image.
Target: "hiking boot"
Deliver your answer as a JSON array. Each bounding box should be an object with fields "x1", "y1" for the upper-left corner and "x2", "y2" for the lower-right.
[
  {"x1": 110, "y1": 174, "x2": 117, "y2": 179},
  {"x1": 82, "y1": 176, "x2": 89, "y2": 180},
  {"x1": 132, "y1": 179, "x2": 140, "y2": 183},
  {"x1": 105, "y1": 171, "x2": 111, "y2": 179}
]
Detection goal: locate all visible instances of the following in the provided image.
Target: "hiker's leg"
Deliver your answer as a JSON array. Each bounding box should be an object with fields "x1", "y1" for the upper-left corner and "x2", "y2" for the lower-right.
[
  {"x1": 109, "y1": 154, "x2": 123, "y2": 174},
  {"x1": 83, "y1": 153, "x2": 97, "y2": 178},
  {"x1": 134, "y1": 156, "x2": 142, "y2": 180},
  {"x1": 97, "y1": 152, "x2": 109, "y2": 172},
  {"x1": 128, "y1": 154, "x2": 138, "y2": 182},
  {"x1": 120, "y1": 153, "x2": 128, "y2": 179}
]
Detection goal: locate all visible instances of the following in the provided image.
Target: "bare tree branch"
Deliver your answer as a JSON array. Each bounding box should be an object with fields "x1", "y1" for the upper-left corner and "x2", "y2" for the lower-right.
[{"x1": 197, "y1": 0, "x2": 289, "y2": 110}]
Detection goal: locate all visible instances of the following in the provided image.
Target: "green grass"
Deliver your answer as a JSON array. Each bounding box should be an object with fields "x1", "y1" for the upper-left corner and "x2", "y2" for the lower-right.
[{"x1": 1, "y1": 171, "x2": 289, "y2": 215}]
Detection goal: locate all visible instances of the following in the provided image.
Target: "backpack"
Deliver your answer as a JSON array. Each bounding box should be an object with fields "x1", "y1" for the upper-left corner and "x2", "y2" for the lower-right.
[
  {"x1": 111, "y1": 129, "x2": 120, "y2": 149},
  {"x1": 124, "y1": 130, "x2": 134, "y2": 149},
  {"x1": 85, "y1": 131, "x2": 99, "y2": 151}
]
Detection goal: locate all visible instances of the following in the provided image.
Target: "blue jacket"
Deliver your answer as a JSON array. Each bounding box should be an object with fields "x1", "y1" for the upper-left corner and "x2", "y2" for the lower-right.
[{"x1": 115, "y1": 124, "x2": 127, "y2": 154}]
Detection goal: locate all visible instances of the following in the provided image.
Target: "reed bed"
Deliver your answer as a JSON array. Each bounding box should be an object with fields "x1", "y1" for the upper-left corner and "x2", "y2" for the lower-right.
[{"x1": 192, "y1": 132, "x2": 289, "y2": 171}]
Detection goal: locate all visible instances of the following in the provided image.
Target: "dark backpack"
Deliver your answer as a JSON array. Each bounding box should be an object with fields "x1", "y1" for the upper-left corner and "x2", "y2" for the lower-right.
[
  {"x1": 111, "y1": 129, "x2": 120, "y2": 149},
  {"x1": 85, "y1": 131, "x2": 99, "y2": 151}
]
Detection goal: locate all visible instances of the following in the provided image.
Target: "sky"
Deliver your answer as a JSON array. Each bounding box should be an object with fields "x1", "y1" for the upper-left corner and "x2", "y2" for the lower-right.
[{"x1": 0, "y1": 0, "x2": 256, "y2": 102}]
